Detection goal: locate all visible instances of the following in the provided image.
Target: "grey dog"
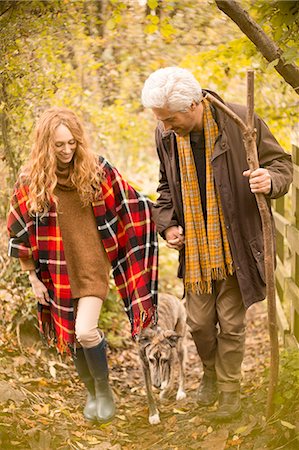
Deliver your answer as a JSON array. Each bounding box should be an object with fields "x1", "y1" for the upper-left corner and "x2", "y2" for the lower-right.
[{"x1": 138, "y1": 293, "x2": 188, "y2": 425}]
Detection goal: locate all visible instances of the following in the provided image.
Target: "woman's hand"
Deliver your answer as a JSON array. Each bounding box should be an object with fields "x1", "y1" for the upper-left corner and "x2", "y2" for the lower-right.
[
  {"x1": 28, "y1": 271, "x2": 50, "y2": 305},
  {"x1": 165, "y1": 225, "x2": 185, "y2": 251}
]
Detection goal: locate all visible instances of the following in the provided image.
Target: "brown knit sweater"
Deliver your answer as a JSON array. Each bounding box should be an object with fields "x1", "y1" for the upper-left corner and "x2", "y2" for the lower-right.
[{"x1": 20, "y1": 162, "x2": 111, "y2": 300}]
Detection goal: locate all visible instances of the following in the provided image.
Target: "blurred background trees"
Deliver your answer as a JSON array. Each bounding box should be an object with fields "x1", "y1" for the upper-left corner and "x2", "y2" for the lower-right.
[
  {"x1": 0, "y1": 0, "x2": 298, "y2": 302},
  {"x1": 1, "y1": 0, "x2": 297, "y2": 191}
]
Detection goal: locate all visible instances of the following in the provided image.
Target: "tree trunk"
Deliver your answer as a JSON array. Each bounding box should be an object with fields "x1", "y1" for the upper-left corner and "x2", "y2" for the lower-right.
[
  {"x1": 215, "y1": 0, "x2": 299, "y2": 95},
  {"x1": 205, "y1": 70, "x2": 279, "y2": 419}
]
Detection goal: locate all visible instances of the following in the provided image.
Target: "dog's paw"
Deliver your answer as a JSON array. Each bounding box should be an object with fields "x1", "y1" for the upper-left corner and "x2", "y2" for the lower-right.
[
  {"x1": 176, "y1": 389, "x2": 186, "y2": 401},
  {"x1": 149, "y1": 413, "x2": 160, "y2": 425}
]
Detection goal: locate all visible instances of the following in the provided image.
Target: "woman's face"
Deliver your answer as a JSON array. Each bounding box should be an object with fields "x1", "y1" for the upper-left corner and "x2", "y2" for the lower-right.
[{"x1": 53, "y1": 124, "x2": 77, "y2": 164}]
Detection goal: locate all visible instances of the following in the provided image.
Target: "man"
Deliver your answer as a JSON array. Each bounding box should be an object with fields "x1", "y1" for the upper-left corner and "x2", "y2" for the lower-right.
[{"x1": 141, "y1": 67, "x2": 293, "y2": 420}]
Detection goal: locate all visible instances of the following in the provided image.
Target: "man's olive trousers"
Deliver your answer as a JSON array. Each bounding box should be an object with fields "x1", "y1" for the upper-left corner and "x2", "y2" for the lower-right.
[{"x1": 185, "y1": 274, "x2": 246, "y2": 392}]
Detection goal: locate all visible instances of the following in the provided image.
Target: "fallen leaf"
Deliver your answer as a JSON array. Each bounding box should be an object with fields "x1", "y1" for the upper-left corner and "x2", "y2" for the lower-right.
[
  {"x1": 200, "y1": 429, "x2": 229, "y2": 450},
  {"x1": 89, "y1": 442, "x2": 115, "y2": 450},
  {"x1": 173, "y1": 408, "x2": 187, "y2": 414},
  {"x1": 234, "y1": 425, "x2": 248, "y2": 434},
  {"x1": 188, "y1": 415, "x2": 203, "y2": 426},
  {"x1": 280, "y1": 420, "x2": 296, "y2": 430},
  {"x1": 0, "y1": 381, "x2": 26, "y2": 404},
  {"x1": 115, "y1": 414, "x2": 127, "y2": 420},
  {"x1": 32, "y1": 404, "x2": 50, "y2": 415},
  {"x1": 49, "y1": 363, "x2": 56, "y2": 379},
  {"x1": 167, "y1": 415, "x2": 177, "y2": 427}
]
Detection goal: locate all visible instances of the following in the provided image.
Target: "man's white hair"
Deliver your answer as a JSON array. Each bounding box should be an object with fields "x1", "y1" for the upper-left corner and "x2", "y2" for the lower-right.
[{"x1": 141, "y1": 66, "x2": 203, "y2": 112}]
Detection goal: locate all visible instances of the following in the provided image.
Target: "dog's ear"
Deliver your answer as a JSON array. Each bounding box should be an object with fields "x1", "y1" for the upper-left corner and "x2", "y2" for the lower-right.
[{"x1": 164, "y1": 330, "x2": 179, "y2": 347}]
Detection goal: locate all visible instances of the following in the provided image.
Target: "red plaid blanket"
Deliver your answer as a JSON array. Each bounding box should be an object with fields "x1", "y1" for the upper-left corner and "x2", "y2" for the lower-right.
[{"x1": 7, "y1": 157, "x2": 158, "y2": 352}]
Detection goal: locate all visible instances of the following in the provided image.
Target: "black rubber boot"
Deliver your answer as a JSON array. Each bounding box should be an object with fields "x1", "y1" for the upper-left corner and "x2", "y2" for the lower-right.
[
  {"x1": 83, "y1": 338, "x2": 116, "y2": 423},
  {"x1": 72, "y1": 347, "x2": 97, "y2": 421}
]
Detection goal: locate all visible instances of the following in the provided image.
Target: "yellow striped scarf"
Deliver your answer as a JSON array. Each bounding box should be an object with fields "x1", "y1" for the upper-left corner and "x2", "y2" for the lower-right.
[{"x1": 176, "y1": 98, "x2": 234, "y2": 294}]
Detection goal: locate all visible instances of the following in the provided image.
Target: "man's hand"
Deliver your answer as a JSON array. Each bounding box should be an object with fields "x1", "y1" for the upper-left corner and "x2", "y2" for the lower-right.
[
  {"x1": 243, "y1": 168, "x2": 272, "y2": 195},
  {"x1": 29, "y1": 271, "x2": 50, "y2": 306},
  {"x1": 165, "y1": 225, "x2": 185, "y2": 251}
]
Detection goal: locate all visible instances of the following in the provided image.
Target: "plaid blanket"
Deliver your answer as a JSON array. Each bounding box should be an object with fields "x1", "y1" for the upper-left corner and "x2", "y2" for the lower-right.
[{"x1": 7, "y1": 156, "x2": 158, "y2": 352}]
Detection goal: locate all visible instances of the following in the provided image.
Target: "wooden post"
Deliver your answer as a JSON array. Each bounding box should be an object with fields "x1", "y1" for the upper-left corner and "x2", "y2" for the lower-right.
[{"x1": 205, "y1": 70, "x2": 279, "y2": 419}]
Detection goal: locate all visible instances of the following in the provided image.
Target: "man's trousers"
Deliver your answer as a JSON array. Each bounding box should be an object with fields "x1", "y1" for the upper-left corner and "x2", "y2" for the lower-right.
[{"x1": 185, "y1": 274, "x2": 246, "y2": 392}]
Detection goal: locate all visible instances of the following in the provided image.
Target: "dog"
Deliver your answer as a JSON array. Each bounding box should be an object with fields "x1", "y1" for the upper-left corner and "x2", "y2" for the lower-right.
[{"x1": 138, "y1": 293, "x2": 187, "y2": 425}]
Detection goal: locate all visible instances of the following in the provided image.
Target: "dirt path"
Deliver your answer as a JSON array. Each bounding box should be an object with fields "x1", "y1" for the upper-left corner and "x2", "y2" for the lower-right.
[{"x1": 1, "y1": 297, "x2": 286, "y2": 450}]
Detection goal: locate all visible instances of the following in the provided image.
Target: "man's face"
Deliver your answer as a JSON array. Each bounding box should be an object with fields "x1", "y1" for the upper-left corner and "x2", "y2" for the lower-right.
[{"x1": 152, "y1": 103, "x2": 203, "y2": 136}]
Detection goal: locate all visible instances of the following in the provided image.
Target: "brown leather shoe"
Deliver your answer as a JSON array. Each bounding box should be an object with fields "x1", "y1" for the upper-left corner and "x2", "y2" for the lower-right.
[
  {"x1": 211, "y1": 391, "x2": 241, "y2": 421},
  {"x1": 197, "y1": 374, "x2": 218, "y2": 406}
]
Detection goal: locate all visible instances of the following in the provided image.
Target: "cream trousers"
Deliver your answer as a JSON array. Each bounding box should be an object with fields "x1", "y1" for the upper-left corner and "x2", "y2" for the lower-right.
[{"x1": 75, "y1": 296, "x2": 103, "y2": 348}]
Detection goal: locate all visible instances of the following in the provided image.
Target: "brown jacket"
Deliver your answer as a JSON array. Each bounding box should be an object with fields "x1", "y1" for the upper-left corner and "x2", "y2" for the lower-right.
[{"x1": 152, "y1": 90, "x2": 293, "y2": 308}]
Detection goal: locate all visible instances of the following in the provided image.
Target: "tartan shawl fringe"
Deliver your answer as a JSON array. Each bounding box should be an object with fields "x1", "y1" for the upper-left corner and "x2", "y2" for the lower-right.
[
  {"x1": 7, "y1": 156, "x2": 158, "y2": 353},
  {"x1": 177, "y1": 98, "x2": 234, "y2": 294}
]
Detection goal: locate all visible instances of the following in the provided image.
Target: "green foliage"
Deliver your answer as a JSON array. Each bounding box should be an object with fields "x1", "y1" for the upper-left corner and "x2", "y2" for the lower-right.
[
  {"x1": 0, "y1": 1, "x2": 73, "y2": 183},
  {"x1": 275, "y1": 348, "x2": 299, "y2": 413},
  {"x1": 1, "y1": 0, "x2": 295, "y2": 191},
  {"x1": 0, "y1": 256, "x2": 36, "y2": 337},
  {"x1": 0, "y1": 0, "x2": 239, "y2": 196},
  {"x1": 182, "y1": 37, "x2": 297, "y2": 151},
  {"x1": 252, "y1": 0, "x2": 299, "y2": 57},
  {"x1": 145, "y1": 0, "x2": 176, "y2": 40},
  {"x1": 260, "y1": 348, "x2": 299, "y2": 449}
]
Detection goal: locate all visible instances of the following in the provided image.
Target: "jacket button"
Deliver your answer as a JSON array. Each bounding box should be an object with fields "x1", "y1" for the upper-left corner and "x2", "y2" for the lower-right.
[{"x1": 226, "y1": 225, "x2": 230, "y2": 230}]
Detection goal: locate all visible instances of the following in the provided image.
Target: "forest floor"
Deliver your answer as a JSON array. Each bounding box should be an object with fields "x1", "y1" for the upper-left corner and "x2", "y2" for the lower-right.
[
  {"x1": 1, "y1": 295, "x2": 298, "y2": 450},
  {"x1": 0, "y1": 219, "x2": 298, "y2": 450}
]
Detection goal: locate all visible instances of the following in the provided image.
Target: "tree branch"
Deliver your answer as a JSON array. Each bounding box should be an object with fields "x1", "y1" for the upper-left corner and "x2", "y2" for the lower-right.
[{"x1": 215, "y1": 0, "x2": 299, "y2": 95}]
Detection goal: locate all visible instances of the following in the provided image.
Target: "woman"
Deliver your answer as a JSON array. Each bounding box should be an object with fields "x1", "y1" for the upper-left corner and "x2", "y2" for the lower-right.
[{"x1": 7, "y1": 107, "x2": 158, "y2": 423}]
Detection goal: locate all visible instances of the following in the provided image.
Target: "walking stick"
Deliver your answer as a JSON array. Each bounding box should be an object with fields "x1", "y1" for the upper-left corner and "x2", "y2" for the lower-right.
[{"x1": 205, "y1": 70, "x2": 279, "y2": 419}]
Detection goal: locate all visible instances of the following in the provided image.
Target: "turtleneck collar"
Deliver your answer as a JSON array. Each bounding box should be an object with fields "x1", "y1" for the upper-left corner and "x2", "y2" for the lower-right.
[{"x1": 55, "y1": 160, "x2": 76, "y2": 191}]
